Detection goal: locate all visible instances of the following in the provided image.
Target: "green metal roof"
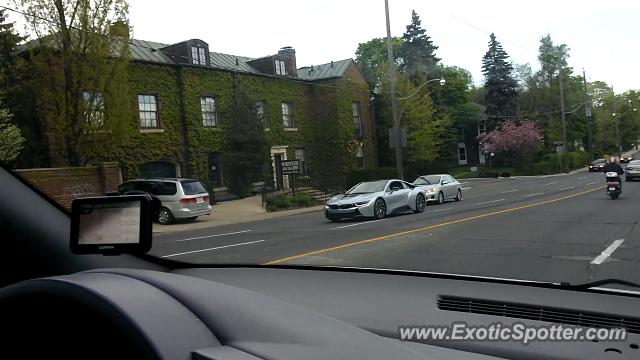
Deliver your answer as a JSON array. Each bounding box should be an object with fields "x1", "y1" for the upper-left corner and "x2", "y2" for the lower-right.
[
  {"x1": 128, "y1": 38, "x2": 350, "y2": 80},
  {"x1": 296, "y1": 59, "x2": 352, "y2": 80}
]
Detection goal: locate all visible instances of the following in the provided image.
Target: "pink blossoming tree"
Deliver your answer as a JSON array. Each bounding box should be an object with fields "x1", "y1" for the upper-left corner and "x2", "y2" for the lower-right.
[{"x1": 478, "y1": 120, "x2": 543, "y2": 162}]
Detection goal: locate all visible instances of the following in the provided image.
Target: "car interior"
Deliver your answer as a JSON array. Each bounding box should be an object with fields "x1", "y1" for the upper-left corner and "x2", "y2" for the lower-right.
[{"x1": 2, "y1": 165, "x2": 640, "y2": 360}]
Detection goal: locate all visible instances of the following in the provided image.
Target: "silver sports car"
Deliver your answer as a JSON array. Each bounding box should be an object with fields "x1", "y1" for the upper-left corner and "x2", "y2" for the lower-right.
[
  {"x1": 324, "y1": 179, "x2": 426, "y2": 221},
  {"x1": 413, "y1": 174, "x2": 463, "y2": 205}
]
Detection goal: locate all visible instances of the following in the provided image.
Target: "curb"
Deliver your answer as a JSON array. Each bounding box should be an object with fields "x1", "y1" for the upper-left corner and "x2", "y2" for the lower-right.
[{"x1": 152, "y1": 204, "x2": 324, "y2": 234}]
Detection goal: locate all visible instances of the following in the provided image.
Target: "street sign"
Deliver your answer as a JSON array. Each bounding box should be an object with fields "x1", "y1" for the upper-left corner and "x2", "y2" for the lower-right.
[
  {"x1": 280, "y1": 159, "x2": 301, "y2": 175},
  {"x1": 388, "y1": 127, "x2": 407, "y2": 148}
]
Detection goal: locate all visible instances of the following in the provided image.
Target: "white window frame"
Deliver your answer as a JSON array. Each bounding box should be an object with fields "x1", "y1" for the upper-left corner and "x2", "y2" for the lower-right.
[
  {"x1": 201, "y1": 96, "x2": 217, "y2": 127},
  {"x1": 138, "y1": 94, "x2": 159, "y2": 128},
  {"x1": 282, "y1": 102, "x2": 294, "y2": 128},
  {"x1": 352, "y1": 101, "x2": 362, "y2": 137},
  {"x1": 256, "y1": 101, "x2": 267, "y2": 129},
  {"x1": 191, "y1": 46, "x2": 207, "y2": 65},
  {"x1": 82, "y1": 91, "x2": 105, "y2": 127},
  {"x1": 275, "y1": 59, "x2": 287, "y2": 76}
]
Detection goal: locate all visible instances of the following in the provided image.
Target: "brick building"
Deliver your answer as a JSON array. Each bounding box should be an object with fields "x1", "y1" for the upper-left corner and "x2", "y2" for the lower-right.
[{"x1": 20, "y1": 37, "x2": 376, "y2": 195}]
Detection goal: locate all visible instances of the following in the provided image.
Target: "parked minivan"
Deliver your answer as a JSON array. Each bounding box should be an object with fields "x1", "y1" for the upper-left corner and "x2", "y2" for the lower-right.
[{"x1": 117, "y1": 178, "x2": 211, "y2": 224}]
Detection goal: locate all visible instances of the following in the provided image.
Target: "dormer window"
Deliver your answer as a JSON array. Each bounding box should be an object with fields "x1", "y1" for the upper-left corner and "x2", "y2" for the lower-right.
[
  {"x1": 191, "y1": 46, "x2": 206, "y2": 65},
  {"x1": 275, "y1": 59, "x2": 287, "y2": 75}
]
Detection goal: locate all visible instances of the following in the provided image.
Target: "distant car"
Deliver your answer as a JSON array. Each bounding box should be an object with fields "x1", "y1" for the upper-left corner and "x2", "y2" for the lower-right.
[
  {"x1": 117, "y1": 178, "x2": 211, "y2": 224},
  {"x1": 588, "y1": 159, "x2": 606, "y2": 172},
  {"x1": 620, "y1": 155, "x2": 634, "y2": 163},
  {"x1": 324, "y1": 179, "x2": 425, "y2": 222},
  {"x1": 413, "y1": 174, "x2": 462, "y2": 205},
  {"x1": 625, "y1": 160, "x2": 640, "y2": 181}
]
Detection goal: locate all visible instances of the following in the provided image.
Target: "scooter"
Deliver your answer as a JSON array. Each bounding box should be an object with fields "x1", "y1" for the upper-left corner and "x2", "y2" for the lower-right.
[{"x1": 605, "y1": 172, "x2": 622, "y2": 199}]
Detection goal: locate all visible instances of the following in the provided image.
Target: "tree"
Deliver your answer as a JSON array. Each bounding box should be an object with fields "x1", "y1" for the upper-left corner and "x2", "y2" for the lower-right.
[
  {"x1": 537, "y1": 34, "x2": 570, "y2": 87},
  {"x1": 222, "y1": 85, "x2": 269, "y2": 197},
  {"x1": 478, "y1": 120, "x2": 543, "y2": 161},
  {"x1": 15, "y1": 0, "x2": 131, "y2": 166},
  {"x1": 399, "y1": 10, "x2": 440, "y2": 83},
  {"x1": 355, "y1": 37, "x2": 402, "y2": 90},
  {"x1": 481, "y1": 33, "x2": 518, "y2": 128},
  {"x1": 0, "y1": 104, "x2": 24, "y2": 163},
  {"x1": 396, "y1": 73, "x2": 451, "y2": 163},
  {"x1": 0, "y1": 9, "x2": 24, "y2": 94}
]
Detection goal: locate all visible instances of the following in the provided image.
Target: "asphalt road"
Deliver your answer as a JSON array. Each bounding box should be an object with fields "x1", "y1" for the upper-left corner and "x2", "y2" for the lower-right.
[{"x1": 149, "y1": 162, "x2": 640, "y2": 286}]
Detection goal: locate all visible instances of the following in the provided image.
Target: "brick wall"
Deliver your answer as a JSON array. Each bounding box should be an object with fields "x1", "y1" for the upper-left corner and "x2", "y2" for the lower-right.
[{"x1": 15, "y1": 162, "x2": 122, "y2": 210}]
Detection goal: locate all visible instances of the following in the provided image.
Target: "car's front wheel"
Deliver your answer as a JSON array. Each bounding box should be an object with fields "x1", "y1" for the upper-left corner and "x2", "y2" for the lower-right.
[
  {"x1": 373, "y1": 198, "x2": 387, "y2": 220},
  {"x1": 455, "y1": 189, "x2": 463, "y2": 201},
  {"x1": 414, "y1": 194, "x2": 426, "y2": 213},
  {"x1": 437, "y1": 192, "x2": 444, "y2": 205},
  {"x1": 158, "y1": 207, "x2": 174, "y2": 225}
]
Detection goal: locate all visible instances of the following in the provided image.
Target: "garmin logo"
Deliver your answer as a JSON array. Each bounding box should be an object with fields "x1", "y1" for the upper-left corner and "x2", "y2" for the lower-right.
[{"x1": 98, "y1": 245, "x2": 115, "y2": 250}]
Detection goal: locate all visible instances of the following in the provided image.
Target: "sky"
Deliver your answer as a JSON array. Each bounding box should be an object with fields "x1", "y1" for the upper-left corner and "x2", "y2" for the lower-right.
[{"x1": 6, "y1": 0, "x2": 639, "y2": 92}]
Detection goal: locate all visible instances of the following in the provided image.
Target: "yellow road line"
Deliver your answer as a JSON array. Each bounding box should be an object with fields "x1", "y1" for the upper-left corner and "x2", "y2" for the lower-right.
[{"x1": 264, "y1": 187, "x2": 601, "y2": 265}]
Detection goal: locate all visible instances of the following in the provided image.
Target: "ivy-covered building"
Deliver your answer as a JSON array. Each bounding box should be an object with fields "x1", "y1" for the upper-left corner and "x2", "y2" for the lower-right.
[{"x1": 115, "y1": 38, "x2": 375, "y2": 194}]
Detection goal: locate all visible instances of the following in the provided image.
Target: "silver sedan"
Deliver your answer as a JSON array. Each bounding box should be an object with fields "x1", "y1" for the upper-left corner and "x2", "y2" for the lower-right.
[
  {"x1": 413, "y1": 174, "x2": 463, "y2": 205},
  {"x1": 324, "y1": 179, "x2": 426, "y2": 222}
]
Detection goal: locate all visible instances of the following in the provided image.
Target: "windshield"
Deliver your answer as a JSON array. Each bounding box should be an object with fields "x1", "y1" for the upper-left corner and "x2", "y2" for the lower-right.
[
  {"x1": 346, "y1": 181, "x2": 388, "y2": 194},
  {"x1": 414, "y1": 176, "x2": 441, "y2": 185},
  {"x1": 2, "y1": 0, "x2": 639, "y2": 290}
]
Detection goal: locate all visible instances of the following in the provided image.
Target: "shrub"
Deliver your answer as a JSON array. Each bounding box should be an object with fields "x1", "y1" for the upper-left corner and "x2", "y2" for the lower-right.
[{"x1": 266, "y1": 192, "x2": 316, "y2": 211}]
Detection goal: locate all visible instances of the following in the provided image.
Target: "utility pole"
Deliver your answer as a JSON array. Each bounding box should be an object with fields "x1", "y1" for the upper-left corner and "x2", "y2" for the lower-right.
[
  {"x1": 559, "y1": 68, "x2": 568, "y2": 172},
  {"x1": 611, "y1": 86, "x2": 620, "y2": 155},
  {"x1": 582, "y1": 69, "x2": 592, "y2": 158},
  {"x1": 384, "y1": 0, "x2": 403, "y2": 180}
]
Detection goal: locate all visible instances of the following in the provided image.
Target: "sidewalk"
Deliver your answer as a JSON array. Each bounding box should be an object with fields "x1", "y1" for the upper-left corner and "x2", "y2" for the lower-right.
[{"x1": 153, "y1": 195, "x2": 323, "y2": 234}]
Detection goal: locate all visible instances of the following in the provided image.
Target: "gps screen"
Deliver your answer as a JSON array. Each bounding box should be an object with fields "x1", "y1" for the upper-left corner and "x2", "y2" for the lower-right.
[{"x1": 77, "y1": 201, "x2": 141, "y2": 245}]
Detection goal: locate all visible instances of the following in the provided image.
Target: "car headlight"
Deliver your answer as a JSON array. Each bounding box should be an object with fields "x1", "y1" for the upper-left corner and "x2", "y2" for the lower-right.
[
  {"x1": 324, "y1": 205, "x2": 330, "y2": 209},
  {"x1": 426, "y1": 188, "x2": 437, "y2": 193},
  {"x1": 354, "y1": 200, "x2": 370, "y2": 207}
]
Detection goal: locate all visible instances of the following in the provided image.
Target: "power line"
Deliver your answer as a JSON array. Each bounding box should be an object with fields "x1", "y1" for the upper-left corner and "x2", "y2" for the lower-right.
[{"x1": 449, "y1": 14, "x2": 537, "y2": 53}]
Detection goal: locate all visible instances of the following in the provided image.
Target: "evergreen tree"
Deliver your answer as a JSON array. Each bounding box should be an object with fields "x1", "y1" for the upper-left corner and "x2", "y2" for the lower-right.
[
  {"x1": 223, "y1": 84, "x2": 269, "y2": 197},
  {"x1": 399, "y1": 10, "x2": 440, "y2": 82},
  {"x1": 0, "y1": 9, "x2": 24, "y2": 95},
  {"x1": 481, "y1": 33, "x2": 518, "y2": 128}
]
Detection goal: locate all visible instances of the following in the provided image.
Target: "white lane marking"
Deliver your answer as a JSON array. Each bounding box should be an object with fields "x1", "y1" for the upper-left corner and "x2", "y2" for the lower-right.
[
  {"x1": 591, "y1": 239, "x2": 625, "y2": 265},
  {"x1": 161, "y1": 240, "x2": 265, "y2": 258},
  {"x1": 545, "y1": 181, "x2": 559, "y2": 186},
  {"x1": 328, "y1": 219, "x2": 388, "y2": 230},
  {"x1": 473, "y1": 199, "x2": 505, "y2": 206},
  {"x1": 524, "y1": 192, "x2": 544, "y2": 197},
  {"x1": 174, "y1": 229, "x2": 252, "y2": 242},
  {"x1": 578, "y1": 176, "x2": 586, "y2": 180},
  {"x1": 586, "y1": 181, "x2": 599, "y2": 185},
  {"x1": 501, "y1": 189, "x2": 519, "y2": 194},
  {"x1": 559, "y1": 186, "x2": 576, "y2": 191},
  {"x1": 430, "y1": 207, "x2": 452, "y2": 212},
  {"x1": 462, "y1": 187, "x2": 472, "y2": 190}
]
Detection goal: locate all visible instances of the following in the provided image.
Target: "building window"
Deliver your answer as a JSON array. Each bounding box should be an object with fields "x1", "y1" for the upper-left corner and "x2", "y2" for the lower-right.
[
  {"x1": 201, "y1": 97, "x2": 217, "y2": 127},
  {"x1": 479, "y1": 120, "x2": 486, "y2": 134},
  {"x1": 282, "y1": 102, "x2": 294, "y2": 128},
  {"x1": 352, "y1": 101, "x2": 362, "y2": 137},
  {"x1": 191, "y1": 46, "x2": 206, "y2": 65},
  {"x1": 295, "y1": 148, "x2": 306, "y2": 174},
  {"x1": 275, "y1": 59, "x2": 287, "y2": 76},
  {"x1": 82, "y1": 91, "x2": 104, "y2": 127},
  {"x1": 458, "y1": 146, "x2": 467, "y2": 161},
  {"x1": 256, "y1": 101, "x2": 267, "y2": 129},
  {"x1": 138, "y1": 94, "x2": 159, "y2": 128}
]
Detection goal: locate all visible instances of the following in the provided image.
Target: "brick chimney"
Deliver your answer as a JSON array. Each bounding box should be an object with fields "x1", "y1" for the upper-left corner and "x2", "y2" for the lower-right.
[
  {"x1": 109, "y1": 21, "x2": 130, "y2": 38},
  {"x1": 278, "y1": 46, "x2": 297, "y2": 77}
]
